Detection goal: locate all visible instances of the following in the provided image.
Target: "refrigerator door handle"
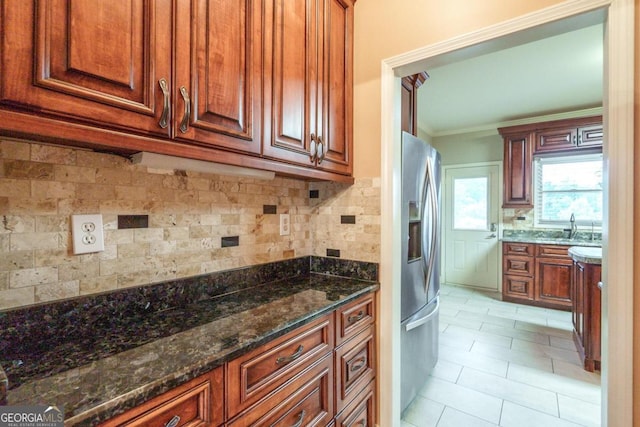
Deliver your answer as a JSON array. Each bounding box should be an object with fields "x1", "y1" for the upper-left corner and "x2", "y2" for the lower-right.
[
  {"x1": 405, "y1": 297, "x2": 440, "y2": 332},
  {"x1": 421, "y1": 157, "x2": 439, "y2": 292}
]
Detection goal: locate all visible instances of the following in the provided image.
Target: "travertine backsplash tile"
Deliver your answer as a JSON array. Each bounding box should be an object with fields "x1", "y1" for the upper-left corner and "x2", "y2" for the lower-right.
[{"x1": 0, "y1": 139, "x2": 381, "y2": 309}]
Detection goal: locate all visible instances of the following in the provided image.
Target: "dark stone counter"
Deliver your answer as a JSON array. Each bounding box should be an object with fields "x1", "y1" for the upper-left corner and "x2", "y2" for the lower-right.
[
  {"x1": 501, "y1": 229, "x2": 602, "y2": 247},
  {"x1": 0, "y1": 256, "x2": 378, "y2": 426}
]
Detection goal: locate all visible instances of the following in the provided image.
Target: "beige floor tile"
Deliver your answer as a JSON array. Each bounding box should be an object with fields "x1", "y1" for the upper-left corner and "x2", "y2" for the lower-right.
[
  {"x1": 514, "y1": 320, "x2": 574, "y2": 339},
  {"x1": 457, "y1": 367, "x2": 559, "y2": 416},
  {"x1": 436, "y1": 407, "x2": 499, "y2": 427},
  {"x1": 402, "y1": 421, "x2": 418, "y2": 427},
  {"x1": 480, "y1": 322, "x2": 551, "y2": 345},
  {"x1": 470, "y1": 341, "x2": 554, "y2": 372},
  {"x1": 418, "y1": 377, "x2": 503, "y2": 424},
  {"x1": 439, "y1": 332, "x2": 475, "y2": 351},
  {"x1": 430, "y1": 359, "x2": 463, "y2": 382},
  {"x1": 439, "y1": 344, "x2": 509, "y2": 377},
  {"x1": 552, "y1": 360, "x2": 601, "y2": 385},
  {"x1": 443, "y1": 324, "x2": 513, "y2": 348},
  {"x1": 510, "y1": 338, "x2": 582, "y2": 365},
  {"x1": 500, "y1": 401, "x2": 585, "y2": 427},
  {"x1": 440, "y1": 313, "x2": 484, "y2": 330},
  {"x1": 507, "y1": 364, "x2": 600, "y2": 405},
  {"x1": 550, "y1": 335, "x2": 579, "y2": 351},
  {"x1": 557, "y1": 394, "x2": 601, "y2": 427},
  {"x1": 456, "y1": 310, "x2": 517, "y2": 328},
  {"x1": 402, "y1": 395, "x2": 444, "y2": 427}
]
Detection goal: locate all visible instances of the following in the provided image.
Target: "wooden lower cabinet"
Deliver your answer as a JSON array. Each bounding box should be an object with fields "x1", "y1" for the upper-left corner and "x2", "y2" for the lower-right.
[
  {"x1": 101, "y1": 293, "x2": 377, "y2": 427},
  {"x1": 99, "y1": 367, "x2": 224, "y2": 427},
  {"x1": 227, "y1": 355, "x2": 334, "y2": 427},
  {"x1": 572, "y1": 261, "x2": 602, "y2": 372},
  {"x1": 502, "y1": 243, "x2": 573, "y2": 310},
  {"x1": 334, "y1": 380, "x2": 375, "y2": 427}
]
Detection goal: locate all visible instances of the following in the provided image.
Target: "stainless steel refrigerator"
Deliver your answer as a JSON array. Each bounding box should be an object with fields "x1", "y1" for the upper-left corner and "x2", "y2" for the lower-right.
[{"x1": 400, "y1": 131, "x2": 441, "y2": 412}]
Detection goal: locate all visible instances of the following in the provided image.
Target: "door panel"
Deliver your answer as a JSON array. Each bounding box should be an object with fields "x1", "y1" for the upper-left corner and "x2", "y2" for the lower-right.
[
  {"x1": 1, "y1": 0, "x2": 171, "y2": 135},
  {"x1": 444, "y1": 164, "x2": 500, "y2": 290},
  {"x1": 262, "y1": 0, "x2": 316, "y2": 161},
  {"x1": 174, "y1": 0, "x2": 262, "y2": 153},
  {"x1": 318, "y1": 0, "x2": 352, "y2": 174}
]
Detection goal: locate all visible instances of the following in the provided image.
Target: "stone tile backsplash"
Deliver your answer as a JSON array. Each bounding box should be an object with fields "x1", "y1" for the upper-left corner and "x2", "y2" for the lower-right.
[{"x1": 0, "y1": 139, "x2": 381, "y2": 310}]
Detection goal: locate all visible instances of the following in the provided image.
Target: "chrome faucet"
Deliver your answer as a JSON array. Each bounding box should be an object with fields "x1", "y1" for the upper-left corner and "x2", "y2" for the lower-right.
[{"x1": 568, "y1": 213, "x2": 578, "y2": 239}]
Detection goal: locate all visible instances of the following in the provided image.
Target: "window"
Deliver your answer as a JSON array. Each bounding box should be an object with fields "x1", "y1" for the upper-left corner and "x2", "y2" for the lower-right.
[
  {"x1": 453, "y1": 177, "x2": 488, "y2": 230},
  {"x1": 534, "y1": 154, "x2": 603, "y2": 226}
]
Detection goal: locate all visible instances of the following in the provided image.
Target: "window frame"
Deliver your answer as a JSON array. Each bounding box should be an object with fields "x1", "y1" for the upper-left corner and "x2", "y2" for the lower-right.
[{"x1": 533, "y1": 153, "x2": 603, "y2": 228}]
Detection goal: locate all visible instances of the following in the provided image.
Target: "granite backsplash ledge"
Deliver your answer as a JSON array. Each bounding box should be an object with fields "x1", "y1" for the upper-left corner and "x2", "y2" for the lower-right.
[{"x1": 0, "y1": 255, "x2": 378, "y2": 395}]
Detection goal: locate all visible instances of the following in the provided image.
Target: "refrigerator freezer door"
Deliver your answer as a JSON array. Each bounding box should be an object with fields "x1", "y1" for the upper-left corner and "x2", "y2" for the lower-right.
[
  {"x1": 400, "y1": 297, "x2": 440, "y2": 412},
  {"x1": 401, "y1": 132, "x2": 441, "y2": 321}
]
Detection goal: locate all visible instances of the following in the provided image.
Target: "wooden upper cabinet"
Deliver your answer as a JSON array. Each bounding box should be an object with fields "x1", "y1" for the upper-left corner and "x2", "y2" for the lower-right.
[
  {"x1": 263, "y1": 0, "x2": 354, "y2": 175},
  {"x1": 534, "y1": 117, "x2": 603, "y2": 154},
  {"x1": 501, "y1": 132, "x2": 533, "y2": 208},
  {"x1": 401, "y1": 72, "x2": 429, "y2": 137},
  {"x1": 173, "y1": 0, "x2": 262, "y2": 154},
  {"x1": 1, "y1": 0, "x2": 172, "y2": 136}
]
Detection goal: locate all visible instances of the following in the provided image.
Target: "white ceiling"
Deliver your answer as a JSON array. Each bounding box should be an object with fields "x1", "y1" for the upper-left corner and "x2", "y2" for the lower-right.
[{"x1": 417, "y1": 23, "x2": 604, "y2": 137}]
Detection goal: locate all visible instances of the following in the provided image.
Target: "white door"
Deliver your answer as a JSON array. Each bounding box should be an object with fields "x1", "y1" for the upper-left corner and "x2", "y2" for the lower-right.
[{"x1": 444, "y1": 164, "x2": 500, "y2": 290}]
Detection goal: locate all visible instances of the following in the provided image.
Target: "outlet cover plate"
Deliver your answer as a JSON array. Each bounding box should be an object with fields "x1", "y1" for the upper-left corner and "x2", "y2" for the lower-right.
[
  {"x1": 279, "y1": 214, "x2": 290, "y2": 236},
  {"x1": 72, "y1": 214, "x2": 105, "y2": 254}
]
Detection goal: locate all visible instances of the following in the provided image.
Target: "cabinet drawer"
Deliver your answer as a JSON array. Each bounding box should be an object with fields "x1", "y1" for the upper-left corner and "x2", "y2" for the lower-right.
[
  {"x1": 503, "y1": 275, "x2": 535, "y2": 301},
  {"x1": 335, "y1": 325, "x2": 375, "y2": 413},
  {"x1": 502, "y1": 242, "x2": 534, "y2": 257},
  {"x1": 100, "y1": 367, "x2": 224, "y2": 427},
  {"x1": 502, "y1": 256, "x2": 534, "y2": 276},
  {"x1": 334, "y1": 379, "x2": 375, "y2": 427},
  {"x1": 227, "y1": 314, "x2": 333, "y2": 418},
  {"x1": 536, "y1": 244, "x2": 571, "y2": 259},
  {"x1": 227, "y1": 355, "x2": 333, "y2": 427},
  {"x1": 336, "y1": 295, "x2": 375, "y2": 346}
]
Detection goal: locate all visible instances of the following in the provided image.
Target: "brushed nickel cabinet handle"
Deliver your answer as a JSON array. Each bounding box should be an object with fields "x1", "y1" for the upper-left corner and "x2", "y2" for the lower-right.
[
  {"x1": 158, "y1": 78, "x2": 170, "y2": 129},
  {"x1": 310, "y1": 133, "x2": 317, "y2": 162},
  {"x1": 179, "y1": 86, "x2": 191, "y2": 133},
  {"x1": 276, "y1": 345, "x2": 304, "y2": 365},
  {"x1": 348, "y1": 310, "x2": 365, "y2": 324},
  {"x1": 350, "y1": 356, "x2": 367, "y2": 372},
  {"x1": 290, "y1": 409, "x2": 306, "y2": 427},
  {"x1": 317, "y1": 136, "x2": 325, "y2": 164},
  {"x1": 165, "y1": 415, "x2": 180, "y2": 427}
]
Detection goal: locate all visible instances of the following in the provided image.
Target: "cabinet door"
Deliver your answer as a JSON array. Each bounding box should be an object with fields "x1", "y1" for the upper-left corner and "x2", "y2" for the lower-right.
[
  {"x1": 1, "y1": 0, "x2": 171, "y2": 136},
  {"x1": 577, "y1": 123, "x2": 603, "y2": 148},
  {"x1": 535, "y1": 257, "x2": 573, "y2": 309},
  {"x1": 534, "y1": 126, "x2": 577, "y2": 153},
  {"x1": 173, "y1": 0, "x2": 262, "y2": 154},
  {"x1": 262, "y1": 0, "x2": 317, "y2": 165},
  {"x1": 573, "y1": 262, "x2": 586, "y2": 357},
  {"x1": 502, "y1": 132, "x2": 533, "y2": 208},
  {"x1": 316, "y1": 0, "x2": 354, "y2": 175},
  {"x1": 400, "y1": 73, "x2": 429, "y2": 137}
]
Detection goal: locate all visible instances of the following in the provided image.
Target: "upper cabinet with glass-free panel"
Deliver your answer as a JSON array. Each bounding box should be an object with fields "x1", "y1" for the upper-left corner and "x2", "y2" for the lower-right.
[
  {"x1": 499, "y1": 115, "x2": 602, "y2": 208},
  {"x1": 262, "y1": 0, "x2": 354, "y2": 175},
  {"x1": 534, "y1": 116, "x2": 603, "y2": 154}
]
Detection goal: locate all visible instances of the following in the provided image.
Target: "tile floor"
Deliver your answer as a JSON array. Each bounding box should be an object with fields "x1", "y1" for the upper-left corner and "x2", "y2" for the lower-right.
[{"x1": 401, "y1": 283, "x2": 601, "y2": 427}]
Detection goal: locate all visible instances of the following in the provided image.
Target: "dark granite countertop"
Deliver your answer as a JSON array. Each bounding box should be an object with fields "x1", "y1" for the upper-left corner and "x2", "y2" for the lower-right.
[{"x1": 0, "y1": 257, "x2": 378, "y2": 426}]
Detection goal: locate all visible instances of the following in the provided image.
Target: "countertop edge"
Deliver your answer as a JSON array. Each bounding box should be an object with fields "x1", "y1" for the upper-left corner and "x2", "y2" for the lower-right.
[{"x1": 64, "y1": 282, "x2": 379, "y2": 426}]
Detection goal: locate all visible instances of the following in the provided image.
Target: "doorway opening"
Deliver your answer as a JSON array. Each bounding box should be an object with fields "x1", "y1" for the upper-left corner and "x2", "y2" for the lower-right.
[{"x1": 377, "y1": 1, "x2": 634, "y2": 426}]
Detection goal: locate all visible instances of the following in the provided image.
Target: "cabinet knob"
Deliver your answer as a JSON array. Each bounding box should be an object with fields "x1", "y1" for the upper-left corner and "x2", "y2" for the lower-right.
[
  {"x1": 348, "y1": 310, "x2": 365, "y2": 324},
  {"x1": 597, "y1": 281, "x2": 603, "y2": 290},
  {"x1": 158, "y1": 78, "x2": 170, "y2": 129}
]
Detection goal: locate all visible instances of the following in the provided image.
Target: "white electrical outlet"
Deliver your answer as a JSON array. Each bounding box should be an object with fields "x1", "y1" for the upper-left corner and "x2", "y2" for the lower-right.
[
  {"x1": 279, "y1": 214, "x2": 290, "y2": 236},
  {"x1": 71, "y1": 214, "x2": 105, "y2": 254}
]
